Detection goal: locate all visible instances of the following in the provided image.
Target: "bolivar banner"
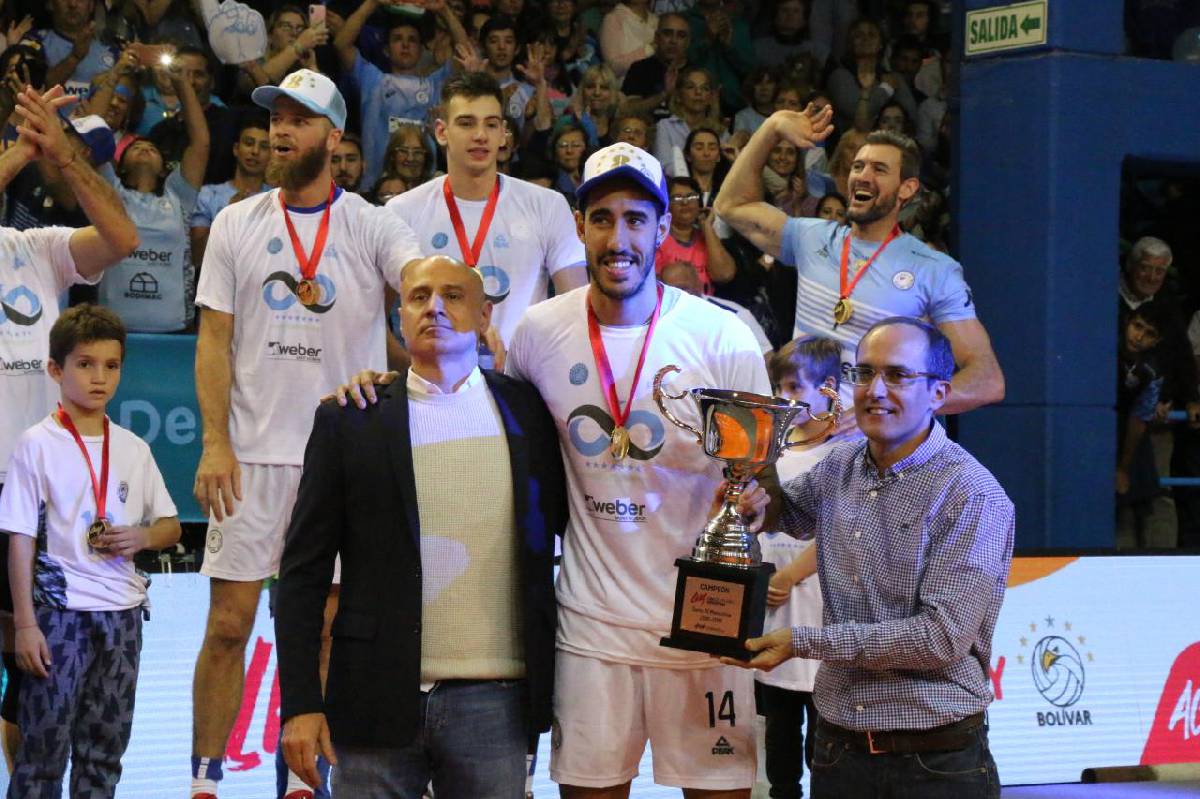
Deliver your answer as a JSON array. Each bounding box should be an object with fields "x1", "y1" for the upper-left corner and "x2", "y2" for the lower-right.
[
  {"x1": 987, "y1": 555, "x2": 1200, "y2": 783},
  {"x1": 0, "y1": 559, "x2": 1194, "y2": 796}
]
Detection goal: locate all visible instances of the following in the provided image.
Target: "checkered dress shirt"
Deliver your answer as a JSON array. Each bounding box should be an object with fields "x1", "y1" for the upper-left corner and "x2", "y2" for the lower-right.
[{"x1": 780, "y1": 422, "x2": 1014, "y2": 732}]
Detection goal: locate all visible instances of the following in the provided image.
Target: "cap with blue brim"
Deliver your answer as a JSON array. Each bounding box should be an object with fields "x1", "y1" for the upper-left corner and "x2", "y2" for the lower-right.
[
  {"x1": 251, "y1": 69, "x2": 347, "y2": 131},
  {"x1": 575, "y1": 143, "x2": 669, "y2": 212}
]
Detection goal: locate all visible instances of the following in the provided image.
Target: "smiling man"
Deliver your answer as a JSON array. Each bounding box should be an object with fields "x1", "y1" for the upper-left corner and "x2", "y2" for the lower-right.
[
  {"x1": 386, "y1": 72, "x2": 587, "y2": 363},
  {"x1": 188, "y1": 69, "x2": 421, "y2": 799},
  {"x1": 715, "y1": 110, "x2": 1004, "y2": 415},
  {"x1": 723, "y1": 317, "x2": 1014, "y2": 799}
]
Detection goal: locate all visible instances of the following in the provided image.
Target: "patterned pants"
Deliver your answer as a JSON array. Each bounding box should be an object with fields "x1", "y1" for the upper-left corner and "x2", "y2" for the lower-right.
[{"x1": 8, "y1": 606, "x2": 142, "y2": 799}]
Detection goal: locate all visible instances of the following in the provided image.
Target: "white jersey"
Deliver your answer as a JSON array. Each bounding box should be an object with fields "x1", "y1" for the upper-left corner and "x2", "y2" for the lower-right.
[
  {"x1": 0, "y1": 416, "x2": 177, "y2": 611},
  {"x1": 508, "y1": 284, "x2": 770, "y2": 667},
  {"x1": 0, "y1": 226, "x2": 90, "y2": 483},
  {"x1": 757, "y1": 439, "x2": 843, "y2": 692},
  {"x1": 195, "y1": 188, "x2": 420, "y2": 465},
  {"x1": 386, "y1": 175, "x2": 585, "y2": 345}
]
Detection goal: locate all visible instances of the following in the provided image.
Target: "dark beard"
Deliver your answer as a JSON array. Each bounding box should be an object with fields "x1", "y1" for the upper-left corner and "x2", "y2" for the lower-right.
[
  {"x1": 588, "y1": 252, "x2": 657, "y2": 301},
  {"x1": 846, "y1": 188, "x2": 899, "y2": 225},
  {"x1": 267, "y1": 142, "x2": 329, "y2": 191}
]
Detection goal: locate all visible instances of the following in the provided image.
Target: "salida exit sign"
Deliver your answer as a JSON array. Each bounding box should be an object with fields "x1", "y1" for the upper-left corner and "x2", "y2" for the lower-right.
[{"x1": 966, "y1": 0, "x2": 1048, "y2": 55}]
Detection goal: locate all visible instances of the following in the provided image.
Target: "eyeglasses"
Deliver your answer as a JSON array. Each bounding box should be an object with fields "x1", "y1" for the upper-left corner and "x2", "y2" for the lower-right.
[
  {"x1": 394, "y1": 147, "x2": 426, "y2": 159},
  {"x1": 556, "y1": 140, "x2": 585, "y2": 150},
  {"x1": 670, "y1": 193, "x2": 700, "y2": 203},
  {"x1": 844, "y1": 365, "x2": 943, "y2": 387}
]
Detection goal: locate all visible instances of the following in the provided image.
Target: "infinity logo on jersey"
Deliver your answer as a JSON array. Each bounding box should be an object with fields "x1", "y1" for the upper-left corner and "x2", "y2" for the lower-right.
[
  {"x1": 478, "y1": 265, "x2": 510, "y2": 304},
  {"x1": 567, "y1": 404, "x2": 665, "y2": 461},
  {"x1": 0, "y1": 284, "x2": 43, "y2": 326},
  {"x1": 261, "y1": 272, "x2": 337, "y2": 313}
]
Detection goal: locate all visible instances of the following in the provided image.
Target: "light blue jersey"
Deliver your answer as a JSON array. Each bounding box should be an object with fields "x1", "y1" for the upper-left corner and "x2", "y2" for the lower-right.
[
  {"x1": 27, "y1": 29, "x2": 117, "y2": 98},
  {"x1": 349, "y1": 53, "x2": 449, "y2": 190},
  {"x1": 98, "y1": 170, "x2": 199, "y2": 332},
  {"x1": 191, "y1": 181, "x2": 269, "y2": 228},
  {"x1": 779, "y1": 217, "x2": 976, "y2": 353}
]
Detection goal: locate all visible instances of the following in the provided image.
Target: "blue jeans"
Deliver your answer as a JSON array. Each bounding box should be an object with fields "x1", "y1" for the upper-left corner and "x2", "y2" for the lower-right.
[
  {"x1": 810, "y1": 723, "x2": 1001, "y2": 799},
  {"x1": 332, "y1": 679, "x2": 528, "y2": 799}
]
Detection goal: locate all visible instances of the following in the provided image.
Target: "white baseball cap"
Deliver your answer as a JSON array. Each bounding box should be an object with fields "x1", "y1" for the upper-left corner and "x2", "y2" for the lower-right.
[
  {"x1": 252, "y1": 69, "x2": 347, "y2": 131},
  {"x1": 576, "y1": 143, "x2": 669, "y2": 212}
]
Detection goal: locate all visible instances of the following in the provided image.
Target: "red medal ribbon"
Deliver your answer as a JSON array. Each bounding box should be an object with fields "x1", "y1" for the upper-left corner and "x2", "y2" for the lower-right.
[
  {"x1": 280, "y1": 181, "x2": 336, "y2": 281},
  {"x1": 586, "y1": 283, "x2": 665, "y2": 431},
  {"x1": 443, "y1": 177, "x2": 501, "y2": 268},
  {"x1": 56, "y1": 403, "x2": 110, "y2": 524},
  {"x1": 838, "y1": 224, "x2": 901, "y2": 302}
]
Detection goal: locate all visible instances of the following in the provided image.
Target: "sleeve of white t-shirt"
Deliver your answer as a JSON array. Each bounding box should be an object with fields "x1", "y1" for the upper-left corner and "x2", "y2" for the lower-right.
[
  {"x1": 505, "y1": 315, "x2": 533, "y2": 381},
  {"x1": 194, "y1": 203, "x2": 238, "y2": 314},
  {"x1": 22, "y1": 226, "x2": 87, "y2": 292},
  {"x1": 367, "y1": 205, "x2": 422, "y2": 292},
  {"x1": 138, "y1": 446, "x2": 178, "y2": 523},
  {"x1": 924, "y1": 252, "x2": 978, "y2": 325},
  {"x1": 0, "y1": 435, "x2": 43, "y2": 537},
  {"x1": 541, "y1": 192, "x2": 586, "y2": 274}
]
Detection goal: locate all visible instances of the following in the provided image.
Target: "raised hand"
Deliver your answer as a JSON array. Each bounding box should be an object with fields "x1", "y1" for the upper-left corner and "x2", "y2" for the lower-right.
[
  {"x1": 4, "y1": 14, "x2": 33, "y2": 45},
  {"x1": 14, "y1": 85, "x2": 80, "y2": 166},
  {"x1": 454, "y1": 42, "x2": 485, "y2": 73},
  {"x1": 516, "y1": 43, "x2": 547, "y2": 85}
]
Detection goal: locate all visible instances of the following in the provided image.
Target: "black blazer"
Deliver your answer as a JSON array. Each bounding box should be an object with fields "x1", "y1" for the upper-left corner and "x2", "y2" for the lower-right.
[{"x1": 275, "y1": 370, "x2": 567, "y2": 748}]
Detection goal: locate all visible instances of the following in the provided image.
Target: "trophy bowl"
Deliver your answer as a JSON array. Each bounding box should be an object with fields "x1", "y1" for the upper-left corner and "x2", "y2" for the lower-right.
[{"x1": 653, "y1": 365, "x2": 841, "y2": 658}]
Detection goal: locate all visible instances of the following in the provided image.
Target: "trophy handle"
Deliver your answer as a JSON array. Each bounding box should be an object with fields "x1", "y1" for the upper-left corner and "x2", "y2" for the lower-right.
[
  {"x1": 653, "y1": 364, "x2": 703, "y2": 445},
  {"x1": 783, "y1": 378, "x2": 844, "y2": 448}
]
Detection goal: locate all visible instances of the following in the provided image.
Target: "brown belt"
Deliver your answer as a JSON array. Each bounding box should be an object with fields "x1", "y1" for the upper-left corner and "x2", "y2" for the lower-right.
[{"x1": 818, "y1": 712, "x2": 985, "y2": 755}]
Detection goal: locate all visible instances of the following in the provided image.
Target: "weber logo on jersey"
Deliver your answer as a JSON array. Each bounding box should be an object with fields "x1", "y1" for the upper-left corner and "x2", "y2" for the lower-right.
[
  {"x1": 265, "y1": 340, "x2": 322, "y2": 362},
  {"x1": 583, "y1": 494, "x2": 647, "y2": 524}
]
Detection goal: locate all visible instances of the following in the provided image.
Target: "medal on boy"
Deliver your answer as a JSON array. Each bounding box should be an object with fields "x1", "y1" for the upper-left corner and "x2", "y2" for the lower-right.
[
  {"x1": 87, "y1": 519, "x2": 110, "y2": 548},
  {"x1": 610, "y1": 425, "x2": 631, "y2": 460}
]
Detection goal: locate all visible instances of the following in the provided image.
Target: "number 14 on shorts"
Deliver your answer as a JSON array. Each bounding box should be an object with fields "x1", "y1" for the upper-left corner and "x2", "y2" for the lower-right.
[{"x1": 705, "y1": 690, "x2": 736, "y2": 727}]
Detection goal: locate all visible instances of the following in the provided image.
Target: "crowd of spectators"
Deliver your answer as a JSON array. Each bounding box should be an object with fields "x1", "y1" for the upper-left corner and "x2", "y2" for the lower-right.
[
  {"x1": 4, "y1": 0, "x2": 1199, "y2": 551},
  {"x1": 0, "y1": 0, "x2": 955, "y2": 341}
]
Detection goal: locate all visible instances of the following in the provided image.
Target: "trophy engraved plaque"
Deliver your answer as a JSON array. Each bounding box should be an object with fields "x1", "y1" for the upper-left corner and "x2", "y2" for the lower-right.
[{"x1": 654, "y1": 365, "x2": 841, "y2": 659}]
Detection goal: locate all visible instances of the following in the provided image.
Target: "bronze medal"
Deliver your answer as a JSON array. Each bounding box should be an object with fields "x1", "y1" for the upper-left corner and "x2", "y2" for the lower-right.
[
  {"x1": 610, "y1": 424, "x2": 631, "y2": 461},
  {"x1": 87, "y1": 518, "x2": 109, "y2": 549},
  {"x1": 833, "y1": 298, "x2": 853, "y2": 326},
  {"x1": 296, "y1": 278, "x2": 319, "y2": 306}
]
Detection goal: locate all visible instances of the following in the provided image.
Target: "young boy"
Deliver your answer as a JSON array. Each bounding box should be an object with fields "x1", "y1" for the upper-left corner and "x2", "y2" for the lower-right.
[
  {"x1": 1116, "y1": 299, "x2": 1174, "y2": 547},
  {"x1": 756, "y1": 334, "x2": 855, "y2": 799},
  {"x1": 0, "y1": 304, "x2": 180, "y2": 797}
]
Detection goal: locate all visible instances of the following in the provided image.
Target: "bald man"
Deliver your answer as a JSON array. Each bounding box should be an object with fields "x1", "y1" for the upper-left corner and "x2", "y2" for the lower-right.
[{"x1": 274, "y1": 257, "x2": 568, "y2": 797}]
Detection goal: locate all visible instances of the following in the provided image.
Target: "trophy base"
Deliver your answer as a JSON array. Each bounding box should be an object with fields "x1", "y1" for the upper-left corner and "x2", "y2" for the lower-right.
[{"x1": 660, "y1": 557, "x2": 775, "y2": 661}]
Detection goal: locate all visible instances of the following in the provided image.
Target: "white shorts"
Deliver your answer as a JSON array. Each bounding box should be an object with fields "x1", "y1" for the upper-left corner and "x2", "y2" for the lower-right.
[
  {"x1": 549, "y1": 650, "x2": 756, "y2": 789},
  {"x1": 201, "y1": 463, "x2": 301, "y2": 582}
]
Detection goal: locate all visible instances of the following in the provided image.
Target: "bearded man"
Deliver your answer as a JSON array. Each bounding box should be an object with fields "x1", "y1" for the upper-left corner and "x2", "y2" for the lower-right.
[
  {"x1": 715, "y1": 112, "x2": 1005, "y2": 415},
  {"x1": 187, "y1": 69, "x2": 421, "y2": 799}
]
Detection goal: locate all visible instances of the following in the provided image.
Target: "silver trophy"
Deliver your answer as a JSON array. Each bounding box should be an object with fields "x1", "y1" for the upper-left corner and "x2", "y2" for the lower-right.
[{"x1": 653, "y1": 364, "x2": 841, "y2": 657}]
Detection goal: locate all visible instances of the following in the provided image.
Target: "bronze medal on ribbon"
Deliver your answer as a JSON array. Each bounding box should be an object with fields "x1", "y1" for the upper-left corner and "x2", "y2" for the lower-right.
[
  {"x1": 610, "y1": 425, "x2": 631, "y2": 460},
  {"x1": 296, "y1": 278, "x2": 319, "y2": 306},
  {"x1": 833, "y1": 298, "x2": 853, "y2": 326},
  {"x1": 87, "y1": 518, "x2": 109, "y2": 549}
]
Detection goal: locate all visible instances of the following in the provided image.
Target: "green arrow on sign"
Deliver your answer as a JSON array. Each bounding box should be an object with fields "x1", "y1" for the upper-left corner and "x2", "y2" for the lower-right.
[{"x1": 1021, "y1": 14, "x2": 1041, "y2": 33}]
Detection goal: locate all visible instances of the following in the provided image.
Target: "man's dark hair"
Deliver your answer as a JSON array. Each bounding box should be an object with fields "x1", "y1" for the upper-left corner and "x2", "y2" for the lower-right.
[
  {"x1": 175, "y1": 45, "x2": 217, "y2": 78},
  {"x1": 49, "y1": 304, "x2": 127, "y2": 365},
  {"x1": 480, "y1": 14, "x2": 518, "y2": 43},
  {"x1": 338, "y1": 131, "x2": 363, "y2": 154},
  {"x1": 667, "y1": 175, "x2": 700, "y2": 195},
  {"x1": 440, "y1": 71, "x2": 505, "y2": 118},
  {"x1": 863, "y1": 129, "x2": 921, "y2": 182},
  {"x1": 1129, "y1": 298, "x2": 1180, "y2": 342},
  {"x1": 770, "y1": 335, "x2": 842, "y2": 390},
  {"x1": 235, "y1": 112, "x2": 270, "y2": 139},
  {"x1": 861, "y1": 316, "x2": 954, "y2": 381},
  {"x1": 387, "y1": 13, "x2": 430, "y2": 42}
]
